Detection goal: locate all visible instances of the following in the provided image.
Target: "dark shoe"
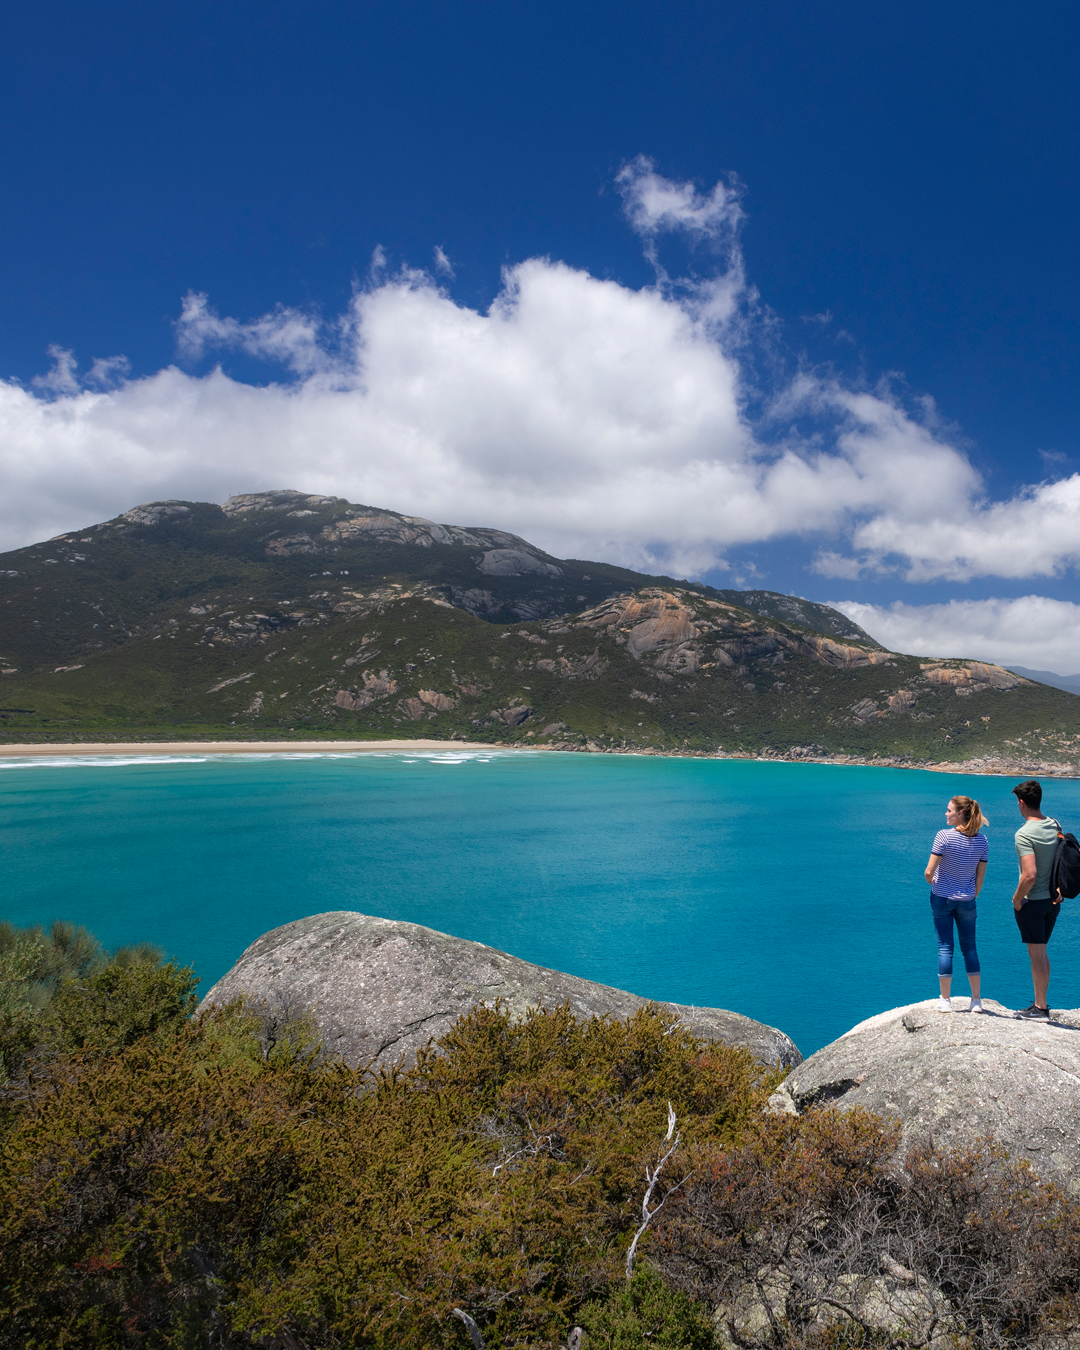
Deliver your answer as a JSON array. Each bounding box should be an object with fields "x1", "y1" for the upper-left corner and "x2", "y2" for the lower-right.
[{"x1": 1014, "y1": 1004, "x2": 1050, "y2": 1020}]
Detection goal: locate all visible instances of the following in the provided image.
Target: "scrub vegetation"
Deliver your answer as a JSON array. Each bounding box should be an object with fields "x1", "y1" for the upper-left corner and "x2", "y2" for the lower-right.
[
  {"x1": 4, "y1": 921, "x2": 1080, "y2": 1349},
  {"x1": 2, "y1": 491, "x2": 1077, "y2": 764}
]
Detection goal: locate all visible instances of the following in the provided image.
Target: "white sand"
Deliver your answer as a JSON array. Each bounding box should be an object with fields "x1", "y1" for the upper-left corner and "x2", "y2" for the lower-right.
[{"x1": 0, "y1": 739, "x2": 518, "y2": 757}]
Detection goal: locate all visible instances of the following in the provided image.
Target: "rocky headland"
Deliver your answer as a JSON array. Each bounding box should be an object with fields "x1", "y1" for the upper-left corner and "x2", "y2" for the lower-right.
[{"x1": 199, "y1": 910, "x2": 802, "y2": 1070}]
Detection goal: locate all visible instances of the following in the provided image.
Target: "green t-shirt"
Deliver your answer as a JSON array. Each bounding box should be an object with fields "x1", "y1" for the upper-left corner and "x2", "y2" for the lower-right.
[{"x1": 1015, "y1": 815, "x2": 1060, "y2": 902}]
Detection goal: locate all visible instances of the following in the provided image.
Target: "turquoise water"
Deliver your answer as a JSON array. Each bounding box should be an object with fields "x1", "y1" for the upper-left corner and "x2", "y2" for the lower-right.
[{"x1": 3, "y1": 750, "x2": 1079, "y2": 1056}]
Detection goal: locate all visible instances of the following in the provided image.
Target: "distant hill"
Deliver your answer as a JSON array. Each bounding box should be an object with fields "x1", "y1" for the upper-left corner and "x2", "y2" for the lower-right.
[
  {"x1": 1007, "y1": 666, "x2": 1080, "y2": 697},
  {"x1": 1, "y1": 489, "x2": 1078, "y2": 770}
]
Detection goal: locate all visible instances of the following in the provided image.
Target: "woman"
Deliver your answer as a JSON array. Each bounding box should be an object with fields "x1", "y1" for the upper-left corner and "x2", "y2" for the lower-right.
[{"x1": 924, "y1": 796, "x2": 989, "y2": 1012}]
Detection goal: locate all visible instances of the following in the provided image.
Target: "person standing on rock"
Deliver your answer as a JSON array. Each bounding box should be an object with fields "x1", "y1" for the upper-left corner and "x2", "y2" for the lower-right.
[
  {"x1": 1011, "y1": 779, "x2": 1061, "y2": 1021},
  {"x1": 924, "y1": 795, "x2": 988, "y2": 1012}
]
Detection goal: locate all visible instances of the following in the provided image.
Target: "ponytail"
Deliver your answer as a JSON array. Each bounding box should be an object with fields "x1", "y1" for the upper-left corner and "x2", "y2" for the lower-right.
[{"x1": 952, "y1": 796, "x2": 987, "y2": 837}]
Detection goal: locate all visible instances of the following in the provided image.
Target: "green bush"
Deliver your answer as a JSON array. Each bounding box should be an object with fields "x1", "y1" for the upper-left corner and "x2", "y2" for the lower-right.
[
  {"x1": 0, "y1": 933, "x2": 44, "y2": 1085},
  {"x1": 0, "y1": 921, "x2": 196, "y2": 1086},
  {"x1": 578, "y1": 1264, "x2": 716, "y2": 1348},
  {"x1": 47, "y1": 957, "x2": 198, "y2": 1052}
]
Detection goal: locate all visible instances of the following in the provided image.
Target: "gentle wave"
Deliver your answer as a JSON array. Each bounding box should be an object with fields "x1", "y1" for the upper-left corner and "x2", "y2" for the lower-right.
[
  {"x1": 0, "y1": 755, "x2": 212, "y2": 770},
  {"x1": 0, "y1": 748, "x2": 521, "y2": 770}
]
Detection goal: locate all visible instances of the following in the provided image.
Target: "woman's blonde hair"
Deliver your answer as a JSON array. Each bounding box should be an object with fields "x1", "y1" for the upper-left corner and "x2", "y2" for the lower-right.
[{"x1": 951, "y1": 796, "x2": 987, "y2": 836}]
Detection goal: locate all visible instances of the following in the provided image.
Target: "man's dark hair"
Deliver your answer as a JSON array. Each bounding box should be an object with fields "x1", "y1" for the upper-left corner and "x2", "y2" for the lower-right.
[{"x1": 1013, "y1": 779, "x2": 1042, "y2": 809}]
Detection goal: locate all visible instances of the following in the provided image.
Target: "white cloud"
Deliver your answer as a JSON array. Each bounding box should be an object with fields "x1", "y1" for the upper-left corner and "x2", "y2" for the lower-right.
[
  {"x1": 831, "y1": 597, "x2": 1080, "y2": 676},
  {"x1": 176, "y1": 291, "x2": 328, "y2": 377},
  {"x1": 31, "y1": 345, "x2": 81, "y2": 397},
  {"x1": 616, "y1": 154, "x2": 743, "y2": 252},
  {"x1": 849, "y1": 474, "x2": 1080, "y2": 582},
  {"x1": 2, "y1": 159, "x2": 1079, "y2": 593},
  {"x1": 0, "y1": 256, "x2": 1001, "y2": 570}
]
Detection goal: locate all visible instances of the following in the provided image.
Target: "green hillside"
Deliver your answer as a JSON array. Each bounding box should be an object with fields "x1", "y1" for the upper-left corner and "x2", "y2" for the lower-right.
[{"x1": 1, "y1": 489, "x2": 1077, "y2": 766}]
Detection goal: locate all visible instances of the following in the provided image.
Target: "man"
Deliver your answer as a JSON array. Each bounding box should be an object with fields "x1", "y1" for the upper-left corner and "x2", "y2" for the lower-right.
[{"x1": 1011, "y1": 779, "x2": 1062, "y2": 1020}]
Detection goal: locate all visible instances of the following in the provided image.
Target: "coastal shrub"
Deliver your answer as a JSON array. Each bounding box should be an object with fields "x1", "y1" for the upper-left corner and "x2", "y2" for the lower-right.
[
  {"x1": 0, "y1": 998, "x2": 777, "y2": 1348},
  {"x1": 0, "y1": 921, "x2": 196, "y2": 1086},
  {"x1": 0, "y1": 920, "x2": 107, "y2": 1006},
  {"x1": 239, "y1": 1002, "x2": 776, "y2": 1348},
  {"x1": 0, "y1": 1014, "x2": 324, "y2": 1349},
  {"x1": 0, "y1": 931, "x2": 44, "y2": 1086},
  {"x1": 47, "y1": 956, "x2": 198, "y2": 1053},
  {"x1": 0, "y1": 921, "x2": 108, "y2": 1086},
  {"x1": 651, "y1": 1110, "x2": 1080, "y2": 1350},
  {"x1": 576, "y1": 1264, "x2": 715, "y2": 1348},
  {"x1": 10, "y1": 929, "x2": 1080, "y2": 1350}
]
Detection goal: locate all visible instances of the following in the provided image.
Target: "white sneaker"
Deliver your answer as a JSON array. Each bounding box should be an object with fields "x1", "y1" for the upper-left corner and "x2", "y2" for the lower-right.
[
  {"x1": 937, "y1": 996, "x2": 953, "y2": 1012},
  {"x1": 969, "y1": 998, "x2": 984, "y2": 1013}
]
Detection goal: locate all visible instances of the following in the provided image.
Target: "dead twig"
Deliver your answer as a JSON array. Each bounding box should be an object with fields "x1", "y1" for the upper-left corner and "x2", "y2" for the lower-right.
[
  {"x1": 625, "y1": 1101, "x2": 688, "y2": 1279},
  {"x1": 452, "y1": 1307, "x2": 485, "y2": 1349}
]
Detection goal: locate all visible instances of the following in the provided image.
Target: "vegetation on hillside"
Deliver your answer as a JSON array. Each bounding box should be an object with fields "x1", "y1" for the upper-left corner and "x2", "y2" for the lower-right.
[{"x1": 4, "y1": 920, "x2": 1080, "y2": 1349}]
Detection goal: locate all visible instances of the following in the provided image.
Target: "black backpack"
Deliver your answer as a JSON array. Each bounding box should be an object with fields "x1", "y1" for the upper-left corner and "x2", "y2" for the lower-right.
[{"x1": 1049, "y1": 819, "x2": 1080, "y2": 901}]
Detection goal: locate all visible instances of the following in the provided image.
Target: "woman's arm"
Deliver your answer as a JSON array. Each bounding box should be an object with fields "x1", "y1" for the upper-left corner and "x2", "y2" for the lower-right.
[
  {"x1": 924, "y1": 854, "x2": 942, "y2": 885},
  {"x1": 973, "y1": 858, "x2": 987, "y2": 897}
]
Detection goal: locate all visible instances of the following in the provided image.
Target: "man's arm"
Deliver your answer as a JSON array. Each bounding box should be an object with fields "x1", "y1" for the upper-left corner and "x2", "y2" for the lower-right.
[{"x1": 1013, "y1": 853, "x2": 1037, "y2": 910}]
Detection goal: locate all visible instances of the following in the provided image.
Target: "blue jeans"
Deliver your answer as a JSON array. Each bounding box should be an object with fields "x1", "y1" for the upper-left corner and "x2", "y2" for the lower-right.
[{"x1": 930, "y1": 894, "x2": 980, "y2": 976}]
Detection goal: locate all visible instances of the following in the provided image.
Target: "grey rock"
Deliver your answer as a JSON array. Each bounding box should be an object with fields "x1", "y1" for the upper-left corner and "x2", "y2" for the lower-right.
[
  {"x1": 768, "y1": 999, "x2": 1080, "y2": 1190},
  {"x1": 199, "y1": 911, "x2": 801, "y2": 1071},
  {"x1": 478, "y1": 548, "x2": 562, "y2": 577},
  {"x1": 119, "y1": 500, "x2": 190, "y2": 526}
]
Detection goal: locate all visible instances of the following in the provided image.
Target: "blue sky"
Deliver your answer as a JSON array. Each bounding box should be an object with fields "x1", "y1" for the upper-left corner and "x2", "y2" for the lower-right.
[{"x1": 3, "y1": 1, "x2": 1080, "y2": 669}]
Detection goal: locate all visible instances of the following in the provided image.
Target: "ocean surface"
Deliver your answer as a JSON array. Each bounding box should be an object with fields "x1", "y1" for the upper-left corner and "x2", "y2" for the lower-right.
[{"x1": 3, "y1": 750, "x2": 1079, "y2": 1056}]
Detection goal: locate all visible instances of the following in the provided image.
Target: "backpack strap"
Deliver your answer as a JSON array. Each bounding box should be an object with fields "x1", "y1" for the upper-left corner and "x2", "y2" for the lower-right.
[{"x1": 1050, "y1": 819, "x2": 1064, "y2": 903}]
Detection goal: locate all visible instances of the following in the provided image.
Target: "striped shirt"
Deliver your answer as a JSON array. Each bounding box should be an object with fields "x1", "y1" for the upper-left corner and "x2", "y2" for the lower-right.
[{"x1": 930, "y1": 828, "x2": 989, "y2": 900}]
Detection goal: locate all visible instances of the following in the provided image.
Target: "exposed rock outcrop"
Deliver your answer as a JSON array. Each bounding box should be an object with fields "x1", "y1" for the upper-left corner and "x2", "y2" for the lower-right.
[
  {"x1": 768, "y1": 999, "x2": 1080, "y2": 1190},
  {"x1": 574, "y1": 589, "x2": 893, "y2": 681},
  {"x1": 478, "y1": 548, "x2": 562, "y2": 577},
  {"x1": 119, "y1": 501, "x2": 191, "y2": 527},
  {"x1": 920, "y1": 660, "x2": 1028, "y2": 692},
  {"x1": 199, "y1": 911, "x2": 802, "y2": 1070}
]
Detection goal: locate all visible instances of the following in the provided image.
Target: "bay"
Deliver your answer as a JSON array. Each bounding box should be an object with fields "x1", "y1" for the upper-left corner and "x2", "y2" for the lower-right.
[{"x1": 2, "y1": 750, "x2": 1078, "y2": 1056}]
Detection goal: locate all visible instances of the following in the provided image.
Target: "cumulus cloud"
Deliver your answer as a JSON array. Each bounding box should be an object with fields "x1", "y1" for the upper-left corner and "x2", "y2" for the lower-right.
[
  {"x1": 841, "y1": 475, "x2": 1080, "y2": 582},
  {"x1": 1, "y1": 158, "x2": 1079, "y2": 594},
  {"x1": 831, "y1": 597, "x2": 1080, "y2": 676},
  {"x1": 0, "y1": 256, "x2": 1000, "y2": 569}
]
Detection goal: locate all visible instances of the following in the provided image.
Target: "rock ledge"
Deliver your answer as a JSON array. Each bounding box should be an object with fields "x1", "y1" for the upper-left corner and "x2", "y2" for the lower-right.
[{"x1": 769, "y1": 999, "x2": 1080, "y2": 1190}]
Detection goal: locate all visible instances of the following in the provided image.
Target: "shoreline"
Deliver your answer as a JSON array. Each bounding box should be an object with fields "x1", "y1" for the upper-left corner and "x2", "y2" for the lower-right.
[
  {"x1": 0, "y1": 738, "x2": 1076, "y2": 778},
  {"x1": 0, "y1": 739, "x2": 504, "y2": 757}
]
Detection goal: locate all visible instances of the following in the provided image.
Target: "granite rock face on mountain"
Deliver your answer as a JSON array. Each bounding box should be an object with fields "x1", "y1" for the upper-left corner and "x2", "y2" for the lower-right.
[
  {"x1": 768, "y1": 999, "x2": 1080, "y2": 1190},
  {"x1": 199, "y1": 911, "x2": 802, "y2": 1070}
]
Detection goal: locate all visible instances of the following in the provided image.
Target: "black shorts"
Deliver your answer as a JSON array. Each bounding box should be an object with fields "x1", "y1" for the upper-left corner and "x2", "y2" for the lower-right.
[{"x1": 1015, "y1": 897, "x2": 1060, "y2": 945}]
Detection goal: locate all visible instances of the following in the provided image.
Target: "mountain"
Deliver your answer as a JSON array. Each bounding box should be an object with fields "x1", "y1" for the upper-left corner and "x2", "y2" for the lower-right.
[{"x1": 1, "y1": 489, "x2": 1078, "y2": 770}]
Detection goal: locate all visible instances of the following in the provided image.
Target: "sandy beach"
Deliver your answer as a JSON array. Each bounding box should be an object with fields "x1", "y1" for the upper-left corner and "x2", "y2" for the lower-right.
[
  {"x1": 0, "y1": 739, "x2": 1074, "y2": 777},
  {"x1": 0, "y1": 739, "x2": 510, "y2": 757}
]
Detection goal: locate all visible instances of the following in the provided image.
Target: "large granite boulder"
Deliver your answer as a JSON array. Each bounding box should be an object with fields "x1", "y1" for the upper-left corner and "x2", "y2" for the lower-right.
[
  {"x1": 769, "y1": 999, "x2": 1080, "y2": 1191},
  {"x1": 199, "y1": 911, "x2": 801, "y2": 1070}
]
